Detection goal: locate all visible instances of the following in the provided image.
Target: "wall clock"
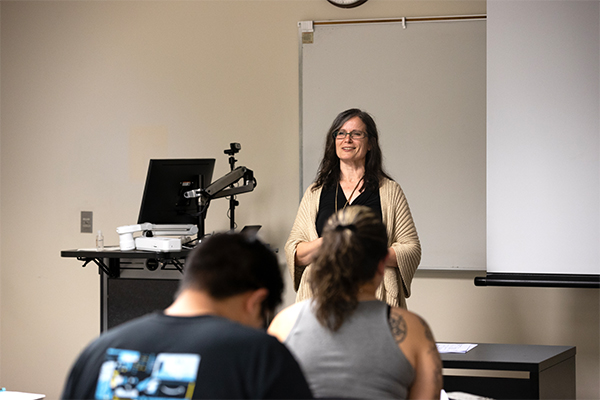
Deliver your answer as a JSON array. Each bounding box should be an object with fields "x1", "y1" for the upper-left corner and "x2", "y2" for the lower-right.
[{"x1": 326, "y1": 0, "x2": 368, "y2": 9}]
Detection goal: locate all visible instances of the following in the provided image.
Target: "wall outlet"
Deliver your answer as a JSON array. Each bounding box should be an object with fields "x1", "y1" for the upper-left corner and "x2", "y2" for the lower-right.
[{"x1": 81, "y1": 211, "x2": 93, "y2": 233}]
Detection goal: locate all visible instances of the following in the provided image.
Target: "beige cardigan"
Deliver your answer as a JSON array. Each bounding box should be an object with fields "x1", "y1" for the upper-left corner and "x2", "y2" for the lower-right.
[{"x1": 285, "y1": 178, "x2": 421, "y2": 308}]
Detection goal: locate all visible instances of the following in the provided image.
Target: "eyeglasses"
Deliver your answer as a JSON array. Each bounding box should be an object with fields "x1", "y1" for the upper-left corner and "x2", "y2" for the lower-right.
[{"x1": 333, "y1": 130, "x2": 368, "y2": 140}]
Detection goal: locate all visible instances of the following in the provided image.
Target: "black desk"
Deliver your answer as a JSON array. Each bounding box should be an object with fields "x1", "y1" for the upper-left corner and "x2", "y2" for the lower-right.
[
  {"x1": 441, "y1": 343, "x2": 576, "y2": 399},
  {"x1": 61, "y1": 248, "x2": 191, "y2": 277},
  {"x1": 62, "y1": 248, "x2": 190, "y2": 332}
]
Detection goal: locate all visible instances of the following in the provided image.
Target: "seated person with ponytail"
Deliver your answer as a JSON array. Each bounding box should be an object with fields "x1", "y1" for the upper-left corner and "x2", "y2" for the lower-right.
[{"x1": 269, "y1": 206, "x2": 442, "y2": 399}]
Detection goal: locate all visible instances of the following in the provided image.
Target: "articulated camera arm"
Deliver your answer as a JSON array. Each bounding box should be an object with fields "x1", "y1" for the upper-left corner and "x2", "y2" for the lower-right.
[{"x1": 183, "y1": 166, "x2": 256, "y2": 206}]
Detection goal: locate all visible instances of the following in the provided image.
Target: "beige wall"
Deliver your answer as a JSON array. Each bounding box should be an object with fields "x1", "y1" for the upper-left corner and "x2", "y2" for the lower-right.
[{"x1": 0, "y1": 1, "x2": 597, "y2": 399}]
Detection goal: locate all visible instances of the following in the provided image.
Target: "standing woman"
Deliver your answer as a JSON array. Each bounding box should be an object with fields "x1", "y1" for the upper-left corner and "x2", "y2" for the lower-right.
[{"x1": 285, "y1": 108, "x2": 421, "y2": 308}]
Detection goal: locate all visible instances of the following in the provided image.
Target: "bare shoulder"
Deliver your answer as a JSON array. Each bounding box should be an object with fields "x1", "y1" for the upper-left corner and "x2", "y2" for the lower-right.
[
  {"x1": 267, "y1": 301, "x2": 304, "y2": 342},
  {"x1": 388, "y1": 307, "x2": 438, "y2": 360},
  {"x1": 389, "y1": 307, "x2": 443, "y2": 398},
  {"x1": 407, "y1": 309, "x2": 436, "y2": 343},
  {"x1": 388, "y1": 308, "x2": 433, "y2": 339},
  {"x1": 387, "y1": 306, "x2": 410, "y2": 344}
]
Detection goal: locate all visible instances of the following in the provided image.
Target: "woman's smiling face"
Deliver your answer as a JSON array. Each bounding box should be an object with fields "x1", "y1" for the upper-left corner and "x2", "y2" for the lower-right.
[{"x1": 335, "y1": 116, "x2": 370, "y2": 166}]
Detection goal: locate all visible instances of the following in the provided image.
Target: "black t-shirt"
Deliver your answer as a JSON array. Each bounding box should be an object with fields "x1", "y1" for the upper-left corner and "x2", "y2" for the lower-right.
[
  {"x1": 316, "y1": 184, "x2": 383, "y2": 236},
  {"x1": 61, "y1": 313, "x2": 313, "y2": 399}
]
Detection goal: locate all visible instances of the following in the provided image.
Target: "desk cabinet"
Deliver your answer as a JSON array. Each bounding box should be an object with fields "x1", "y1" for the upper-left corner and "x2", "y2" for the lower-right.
[
  {"x1": 441, "y1": 343, "x2": 576, "y2": 399},
  {"x1": 62, "y1": 249, "x2": 188, "y2": 332}
]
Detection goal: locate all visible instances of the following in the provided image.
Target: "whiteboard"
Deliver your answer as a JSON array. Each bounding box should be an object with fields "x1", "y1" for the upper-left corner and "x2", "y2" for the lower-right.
[
  {"x1": 300, "y1": 16, "x2": 486, "y2": 270},
  {"x1": 486, "y1": 1, "x2": 599, "y2": 278}
]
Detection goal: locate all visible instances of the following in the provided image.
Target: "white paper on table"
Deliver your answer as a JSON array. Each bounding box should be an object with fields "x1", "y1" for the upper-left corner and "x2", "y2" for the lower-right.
[
  {"x1": 0, "y1": 392, "x2": 45, "y2": 400},
  {"x1": 436, "y1": 343, "x2": 478, "y2": 353},
  {"x1": 77, "y1": 246, "x2": 120, "y2": 252}
]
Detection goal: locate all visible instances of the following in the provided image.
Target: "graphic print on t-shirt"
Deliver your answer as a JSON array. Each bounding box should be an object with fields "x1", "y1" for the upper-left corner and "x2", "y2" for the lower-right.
[{"x1": 95, "y1": 348, "x2": 200, "y2": 399}]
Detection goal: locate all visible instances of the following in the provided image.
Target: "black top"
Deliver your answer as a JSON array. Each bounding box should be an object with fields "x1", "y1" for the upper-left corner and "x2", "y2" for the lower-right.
[
  {"x1": 316, "y1": 183, "x2": 383, "y2": 236},
  {"x1": 61, "y1": 313, "x2": 313, "y2": 399}
]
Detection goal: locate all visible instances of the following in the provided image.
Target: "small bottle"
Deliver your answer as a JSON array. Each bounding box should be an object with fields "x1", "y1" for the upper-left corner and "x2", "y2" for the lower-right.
[{"x1": 96, "y1": 230, "x2": 104, "y2": 251}]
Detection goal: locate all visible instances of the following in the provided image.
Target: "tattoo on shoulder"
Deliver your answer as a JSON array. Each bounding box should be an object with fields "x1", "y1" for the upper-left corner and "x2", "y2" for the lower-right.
[
  {"x1": 417, "y1": 315, "x2": 435, "y2": 343},
  {"x1": 416, "y1": 315, "x2": 443, "y2": 387},
  {"x1": 388, "y1": 311, "x2": 407, "y2": 344}
]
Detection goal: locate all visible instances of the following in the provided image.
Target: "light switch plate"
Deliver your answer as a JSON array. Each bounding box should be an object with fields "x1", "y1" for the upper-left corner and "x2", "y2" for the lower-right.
[{"x1": 81, "y1": 211, "x2": 93, "y2": 233}]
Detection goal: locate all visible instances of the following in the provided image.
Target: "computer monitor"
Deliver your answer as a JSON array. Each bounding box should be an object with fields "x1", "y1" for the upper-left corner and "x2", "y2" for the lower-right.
[{"x1": 137, "y1": 159, "x2": 216, "y2": 236}]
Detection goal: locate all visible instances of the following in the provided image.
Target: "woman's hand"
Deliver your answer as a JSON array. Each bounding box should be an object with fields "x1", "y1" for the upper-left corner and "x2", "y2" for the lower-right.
[
  {"x1": 295, "y1": 237, "x2": 324, "y2": 266},
  {"x1": 385, "y1": 247, "x2": 398, "y2": 267}
]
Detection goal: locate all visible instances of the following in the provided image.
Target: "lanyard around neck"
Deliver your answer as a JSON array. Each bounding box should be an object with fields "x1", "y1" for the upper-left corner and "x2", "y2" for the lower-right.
[{"x1": 335, "y1": 176, "x2": 364, "y2": 213}]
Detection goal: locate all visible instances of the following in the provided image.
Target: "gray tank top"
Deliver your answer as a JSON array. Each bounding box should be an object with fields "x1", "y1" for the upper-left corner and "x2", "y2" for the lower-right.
[{"x1": 285, "y1": 300, "x2": 415, "y2": 399}]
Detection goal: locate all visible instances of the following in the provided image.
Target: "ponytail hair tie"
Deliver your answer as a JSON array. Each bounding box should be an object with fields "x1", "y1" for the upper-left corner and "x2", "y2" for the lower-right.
[{"x1": 335, "y1": 223, "x2": 357, "y2": 233}]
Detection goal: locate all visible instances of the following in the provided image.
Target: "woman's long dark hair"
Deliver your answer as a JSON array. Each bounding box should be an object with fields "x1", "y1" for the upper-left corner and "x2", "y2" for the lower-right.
[
  {"x1": 310, "y1": 206, "x2": 388, "y2": 331},
  {"x1": 313, "y1": 108, "x2": 392, "y2": 192}
]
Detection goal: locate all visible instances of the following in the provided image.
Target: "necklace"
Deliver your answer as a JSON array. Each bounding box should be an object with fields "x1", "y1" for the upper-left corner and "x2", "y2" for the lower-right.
[{"x1": 335, "y1": 176, "x2": 364, "y2": 213}]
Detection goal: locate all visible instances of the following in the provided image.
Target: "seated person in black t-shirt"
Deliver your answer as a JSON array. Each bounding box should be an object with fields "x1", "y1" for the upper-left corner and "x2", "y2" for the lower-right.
[{"x1": 61, "y1": 233, "x2": 313, "y2": 400}]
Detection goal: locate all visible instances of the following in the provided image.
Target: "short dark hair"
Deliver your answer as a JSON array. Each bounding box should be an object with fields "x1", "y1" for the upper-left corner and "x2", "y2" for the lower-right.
[{"x1": 180, "y1": 233, "x2": 284, "y2": 314}]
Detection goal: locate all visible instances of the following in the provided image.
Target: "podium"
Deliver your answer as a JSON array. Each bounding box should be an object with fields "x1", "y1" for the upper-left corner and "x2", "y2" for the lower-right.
[{"x1": 61, "y1": 248, "x2": 190, "y2": 332}]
